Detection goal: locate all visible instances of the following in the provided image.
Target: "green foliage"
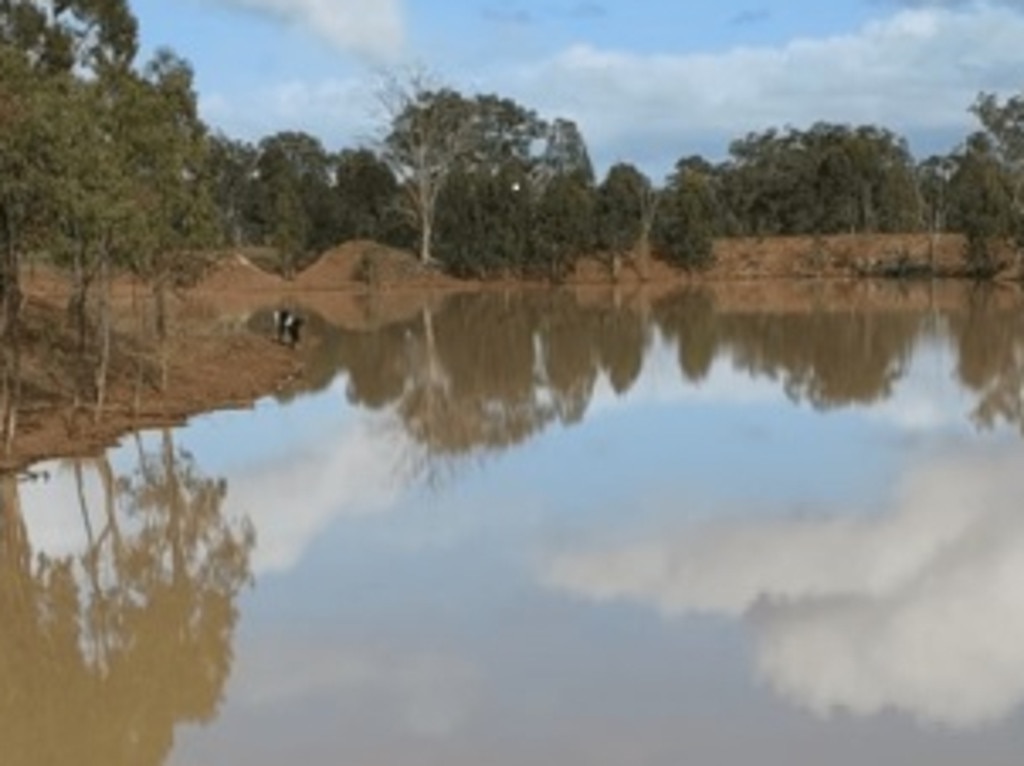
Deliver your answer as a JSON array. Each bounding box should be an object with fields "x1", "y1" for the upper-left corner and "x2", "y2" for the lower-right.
[
  {"x1": 532, "y1": 173, "x2": 595, "y2": 280},
  {"x1": 721, "y1": 122, "x2": 922, "y2": 236},
  {"x1": 205, "y1": 132, "x2": 259, "y2": 247},
  {"x1": 655, "y1": 165, "x2": 716, "y2": 271},
  {"x1": 434, "y1": 166, "x2": 531, "y2": 278},
  {"x1": 595, "y1": 162, "x2": 653, "y2": 254},
  {"x1": 969, "y1": 92, "x2": 1024, "y2": 249},
  {"x1": 333, "y1": 148, "x2": 409, "y2": 247},
  {"x1": 949, "y1": 133, "x2": 1016, "y2": 277}
]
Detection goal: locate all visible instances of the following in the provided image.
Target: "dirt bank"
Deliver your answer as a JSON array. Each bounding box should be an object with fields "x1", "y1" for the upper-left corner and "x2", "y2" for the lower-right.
[
  {"x1": 1, "y1": 289, "x2": 303, "y2": 473},
  {"x1": 181, "y1": 233, "x2": 1018, "y2": 294}
]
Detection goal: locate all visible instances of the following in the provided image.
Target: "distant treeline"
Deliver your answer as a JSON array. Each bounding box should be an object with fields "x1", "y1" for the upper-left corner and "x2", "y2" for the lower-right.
[{"x1": 3, "y1": 0, "x2": 1024, "y2": 320}]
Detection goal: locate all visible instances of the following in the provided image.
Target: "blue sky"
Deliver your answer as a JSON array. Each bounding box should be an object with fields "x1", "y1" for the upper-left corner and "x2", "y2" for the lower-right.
[{"x1": 129, "y1": 0, "x2": 1024, "y2": 176}]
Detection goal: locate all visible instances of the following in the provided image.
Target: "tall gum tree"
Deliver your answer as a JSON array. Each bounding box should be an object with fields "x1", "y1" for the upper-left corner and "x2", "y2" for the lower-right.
[{"x1": 378, "y1": 70, "x2": 476, "y2": 265}]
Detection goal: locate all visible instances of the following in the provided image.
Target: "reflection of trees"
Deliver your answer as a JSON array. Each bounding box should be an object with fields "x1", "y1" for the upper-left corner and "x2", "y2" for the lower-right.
[
  {"x1": 725, "y1": 310, "x2": 922, "y2": 408},
  {"x1": 284, "y1": 285, "x2": 1024, "y2": 463},
  {"x1": 652, "y1": 289, "x2": 719, "y2": 382},
  {"x1": 949, "y1": 286, "x2": 1024, "y2": 432},
  {"x1": 0, "y1": 432, "x2": 253, "y2": 766},
  {"x1": 654, "y1": 288, "x2": 924, "y2": 408},
  {"x1": 297, "y1": 292, "x2": 651, "y2": 467}
]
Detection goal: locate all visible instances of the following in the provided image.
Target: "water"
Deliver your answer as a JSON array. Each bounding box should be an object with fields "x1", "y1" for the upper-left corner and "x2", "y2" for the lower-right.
[{"x1": 5, "y1": 282, "x2": 1024, "y2": 765}]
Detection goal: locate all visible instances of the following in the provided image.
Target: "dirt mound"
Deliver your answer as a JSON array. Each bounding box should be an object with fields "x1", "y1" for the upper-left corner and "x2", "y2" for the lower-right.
[
  {"x1": 296, "y1": 240, "x2": 454, "y2": 290},
  {"x1": 195, "y1": 251, "x2": 284, "y2": 292}
]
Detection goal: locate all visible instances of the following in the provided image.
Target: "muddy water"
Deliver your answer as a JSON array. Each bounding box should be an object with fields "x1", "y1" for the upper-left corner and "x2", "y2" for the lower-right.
[{"x1": 7, "y1": 283, "x2": 1024, "y2": 766}]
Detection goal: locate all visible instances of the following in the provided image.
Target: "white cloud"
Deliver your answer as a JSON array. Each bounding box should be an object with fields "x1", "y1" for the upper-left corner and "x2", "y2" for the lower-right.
[
  {"x1": 202, "y1": 0, "x2": 405, "y2": 61},
  {"x1": 201, "y1": 75, "x2": 378, "y2": 149},
  {"x1": 197, "y1": 4, "x2": 1024, "y2": 171},
  {"x1": 543, "y1": 444, "x2": 1024, "y2": 728},
  {"x1": 489, "y1": 5, "x2": 1024, "y2": 168}
]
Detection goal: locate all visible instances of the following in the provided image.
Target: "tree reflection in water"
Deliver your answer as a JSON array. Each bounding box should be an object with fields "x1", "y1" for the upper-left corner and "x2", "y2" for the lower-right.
[
  {"x1": 948, "y1": 284, "x2": 1024, "y2": 433},
  {"x1": 0, "y1": 430, "x2": 253, "y2": 766},
  {"x1": 274, "y1": 283, "x2": 1024, "y2": 477}
]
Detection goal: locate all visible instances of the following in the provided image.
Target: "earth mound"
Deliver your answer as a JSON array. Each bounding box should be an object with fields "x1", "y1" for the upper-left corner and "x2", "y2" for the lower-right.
[
  {"x1": 195, "y1": 251, "x2": 284, "y2": 292},
  {"x1": 296, "y1": 241, "x2": 451, "y2": 289}
]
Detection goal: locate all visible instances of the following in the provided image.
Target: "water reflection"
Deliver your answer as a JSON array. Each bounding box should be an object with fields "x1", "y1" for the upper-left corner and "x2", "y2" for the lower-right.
[
  {"x1": 544, "y1": 443, "x2": 1024, "y2": 729},
  {"x1": 283, "y1": 283, "x2": 1024, "y2": 466},
  {"x1": 9, "y1": 281, "x2": 1024, "y2": 765},
  {"x1": 0, "y1": 431, "x2": 252, "y2": 766}
]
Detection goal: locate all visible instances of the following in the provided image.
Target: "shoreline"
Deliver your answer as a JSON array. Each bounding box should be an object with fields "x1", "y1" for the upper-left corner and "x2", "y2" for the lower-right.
[{"x1": 4, "y1": 232, "x2": 1021, "y2": 473}]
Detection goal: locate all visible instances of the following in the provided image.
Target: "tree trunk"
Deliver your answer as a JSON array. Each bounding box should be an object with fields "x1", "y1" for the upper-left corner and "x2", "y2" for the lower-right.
[
  {"x1": 154, "y1": 279, "x2": 169, "y2": 391},
  {"x1": 419, "y1": 213, "x2": 433, "y2": 264},
  {"x1": 94, "y1": 251, "x2": 112, "y2": 421},
  {"x1": 1, "y1": 216, "x2": 22, "y2": 453},
  {"x1": 69, "y1": 241, "x2": 90, "y2": 354},
  {"x1": 1, "y1": 341, "x2": 20, "y2": 456},
  {"x1": 1, "y1": 207, "x2": 22, "y2": 342}
]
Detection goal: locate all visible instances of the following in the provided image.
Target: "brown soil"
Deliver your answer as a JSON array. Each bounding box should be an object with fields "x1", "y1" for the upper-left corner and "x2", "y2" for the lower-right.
[
  {"x1": 2, "y1": 289, "x2": 303, "y2": 473},
  {"x1": 292, "y1": 240, "x2": 467, "y2": 291},
  {"x1": 193, "y1": 251, "x2": 284, "y2": 293},
  {"x1": 189, "y1": 232, "x2": 1015, "y2": 294},
  {"x1": 570, "y1": 233, "x2": 1020, "y2": 283}
]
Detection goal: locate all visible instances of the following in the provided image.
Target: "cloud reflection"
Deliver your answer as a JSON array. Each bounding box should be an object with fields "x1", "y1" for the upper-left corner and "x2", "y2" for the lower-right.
[
  {"x1": 544, "y1": 445, "x2": 1024, "y2": 728},
  {"x1": 223, "y1": 416, "x2": 409, "y2": 575},
  {"x1": 235, "y1": 640, "x2": 479, "y2": 738}
]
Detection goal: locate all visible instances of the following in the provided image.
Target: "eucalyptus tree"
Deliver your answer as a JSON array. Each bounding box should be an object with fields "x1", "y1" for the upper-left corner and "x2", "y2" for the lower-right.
[
  {"x1": 948, "y1": 132, "x2": 1016, "y2": 276},
  {"x1": 333, "y1": 147, "x2": 405, "y2": 245},
  {"x1": 532, "y1": 171, "x2": 595, "y2": 280},
  {"x1": 205, "y1": 132, "x2": 259, "y2": 247},
  {"x1": 129, "y1": 49, "x2": 216, "y2": 340},
  {"x1": 655, "y1": 159, "x2": 717, "y2": 270},
  {"x1": 972, "y1": 93, "x2": 1024, "y2": 211},
  {"x1": 378, "y1": 71, "x2": 477, "y2": 264},
  {"x1": 970, "y1": 91, "x2": 1024, "y2": 255},
  {"x1": 595, "y1": 162, "x2": 658, "y2": 273},
  {"x1": 0, "y1": 46, "x2": 46, "y2": 339},
  {"x1": 721, "y1": 122, "x2": 922, "y2": 236},
  {"x1": 252, "y1": 130, "x2": 337, "y2": 270}
]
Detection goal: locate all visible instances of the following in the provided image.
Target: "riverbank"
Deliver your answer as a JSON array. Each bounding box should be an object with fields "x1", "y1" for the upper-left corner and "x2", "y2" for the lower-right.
[
  {"x1": 0, "y1": 290, "x2": 303, "y2": 473},
  {"x1": 3, "y1": 231, "x2": 1019, "y2": 472}
]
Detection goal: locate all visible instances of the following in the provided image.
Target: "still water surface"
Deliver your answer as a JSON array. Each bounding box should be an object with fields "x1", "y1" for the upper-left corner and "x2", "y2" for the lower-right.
[{"x1": 7, "y1": 284, "x2": 1024, "y2": 765}]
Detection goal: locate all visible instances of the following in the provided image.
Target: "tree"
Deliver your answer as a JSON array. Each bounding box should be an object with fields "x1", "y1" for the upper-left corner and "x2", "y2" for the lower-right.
[
  {"x1": 595, "y1": 162, "x2": 658, "y2": 277},
  {"x1": 333, "y1": 147, "x2": 404, "y2": 245},
  {"x1": 205, "y1": 132, "x2": 259, "y2": 247},
  {"x1": 252, "y1": 137, "x2": 309, "y2": 278},
  {"x1": 122, "y1": 49, "x2": 217, "y2": 344},
  {"x1": 971, "y1": 92, "x2": 1024, "y2": 226},
  {"x1": 540, "y1": 117, "x2": 594, "y2": 185},
  {"x1": 532, "y1": 172, "x2": 595, "y2": 280},
  {"x1": 720, "y1": 122, "x2": 922, "y2": 237},
  {"x1": 949, "y1": 132, "x2": 1016, "y2": 277},
  {"x1": 378, "y1": 71, "x2": 475, "y2": 265},
  {"x1": 655, "y1": 161, "x2": 717, "y2": 270}
]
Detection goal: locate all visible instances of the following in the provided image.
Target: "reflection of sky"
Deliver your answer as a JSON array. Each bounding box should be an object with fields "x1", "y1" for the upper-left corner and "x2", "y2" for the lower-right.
[{"x1": 14, "y1": 327, "x2": 1024, "y2": 766}]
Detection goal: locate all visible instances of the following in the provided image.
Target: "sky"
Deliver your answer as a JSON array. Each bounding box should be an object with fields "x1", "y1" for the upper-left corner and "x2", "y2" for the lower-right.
[{"x1": 128, "y1": 0, "x2": 1024, "y2": 177}]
